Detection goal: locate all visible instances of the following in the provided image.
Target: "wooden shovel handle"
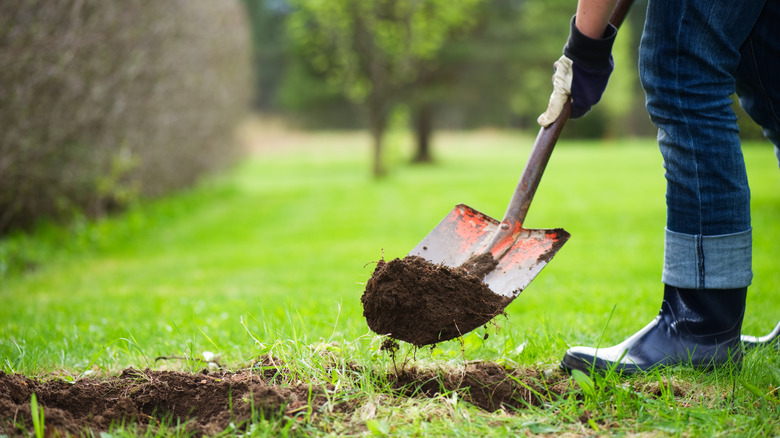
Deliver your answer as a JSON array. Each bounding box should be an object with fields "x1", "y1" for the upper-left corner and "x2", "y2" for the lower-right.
[
  {"x1": 502, "y1": 0, "x2": 634, "y2": 225},
  {"x1": 609, "y1": 0, "x2": 634, "y2": 28}
]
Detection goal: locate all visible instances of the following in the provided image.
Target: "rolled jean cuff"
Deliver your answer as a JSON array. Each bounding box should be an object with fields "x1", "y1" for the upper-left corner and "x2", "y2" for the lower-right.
[{"x1": 662, "y1": 228, "x2": 752, "y2": 289}]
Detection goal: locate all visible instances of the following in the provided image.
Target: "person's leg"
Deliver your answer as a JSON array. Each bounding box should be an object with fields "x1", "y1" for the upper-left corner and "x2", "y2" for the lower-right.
[
  {"x1": 647, "y1": 0, "x2": 766, "y2": 289},
  {"x1": 735, "y1": 0, "x2": 780, "y2": 156},
  {"x1": 562, "y1": 0, "x2": 768, "y2": 374}
]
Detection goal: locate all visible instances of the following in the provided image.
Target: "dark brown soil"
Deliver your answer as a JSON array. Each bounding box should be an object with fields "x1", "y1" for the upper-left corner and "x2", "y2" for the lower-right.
[
  {"x1": 1, "y1": 363, "x2": 572, "y2": 436},
  {"x1": 362, "y1": 256, "x2": 510, "y2": 346},
  {"x1": 458, "y1": 252, "x2": 500, "y2": 279},
  {"x1": 0, "y1": 367, "x2": 339, "y2": 436},
  {"x1": 390, "y1": 361, "x2": 571, "y2": 412}
]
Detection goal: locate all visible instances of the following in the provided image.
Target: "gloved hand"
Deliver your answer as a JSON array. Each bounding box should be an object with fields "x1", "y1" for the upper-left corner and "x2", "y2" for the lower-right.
[{"x1": 538, "y1": 15, "x2": 617, "y2": 127}]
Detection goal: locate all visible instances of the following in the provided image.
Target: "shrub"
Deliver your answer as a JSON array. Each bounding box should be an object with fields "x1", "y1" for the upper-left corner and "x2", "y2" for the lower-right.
[{"x1": 0, "y1": 1, "x2": 251, "y2": 234}]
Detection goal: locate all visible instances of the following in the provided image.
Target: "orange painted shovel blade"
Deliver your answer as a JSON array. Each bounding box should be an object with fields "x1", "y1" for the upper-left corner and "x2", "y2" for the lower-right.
[{"x1": 409, "y1": 204, "x2": 570, "y2": 299}]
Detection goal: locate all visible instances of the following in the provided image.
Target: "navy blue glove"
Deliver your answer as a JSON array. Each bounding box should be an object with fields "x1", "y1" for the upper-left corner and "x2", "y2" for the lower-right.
[
  {"x1": 565, "y1": 15, "x2": 617, "y2": 118},
  {"x1": 538, "y1": 15, "x2": 617, "y2": 126}
]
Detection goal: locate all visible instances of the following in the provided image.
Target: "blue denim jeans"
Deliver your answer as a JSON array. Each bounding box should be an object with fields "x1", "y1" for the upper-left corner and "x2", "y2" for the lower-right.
[{"x1": 639, "y1": 0, "x2": 780, "y2": 289}]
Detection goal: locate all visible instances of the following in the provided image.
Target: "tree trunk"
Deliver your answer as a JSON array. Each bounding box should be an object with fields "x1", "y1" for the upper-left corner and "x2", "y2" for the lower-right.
[
  {"x1": 412, "y1": 103, "x2": 434, "y2": 163},
  {"x1": 368, "y1": 103, "x2": 387, "y2": 178}
]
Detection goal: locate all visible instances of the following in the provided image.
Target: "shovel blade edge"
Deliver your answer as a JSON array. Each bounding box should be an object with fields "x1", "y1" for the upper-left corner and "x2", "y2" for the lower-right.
[{"x1": 410, "y1": 204, "x2": 570, "y2": 298}]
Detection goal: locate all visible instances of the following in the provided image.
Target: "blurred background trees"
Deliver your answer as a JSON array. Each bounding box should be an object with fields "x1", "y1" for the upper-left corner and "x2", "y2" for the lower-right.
[
  {"x1": 285, "y1": 0, "x2": 484, "y2": 176},
  {"x1": 2, "y1": 0, "x2": 763, "y2": 235},
  {"x1": 0, "y1": 0, "x2": 654, "y2": 235},
  {"x1": 248, "y1": 0, "x2": 657, "y2": 172}
]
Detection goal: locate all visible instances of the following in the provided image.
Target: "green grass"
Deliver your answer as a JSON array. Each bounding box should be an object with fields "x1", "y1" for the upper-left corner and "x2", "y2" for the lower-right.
[{"x1": 2, "y1": 129, "x2": 779, "y2": 435}]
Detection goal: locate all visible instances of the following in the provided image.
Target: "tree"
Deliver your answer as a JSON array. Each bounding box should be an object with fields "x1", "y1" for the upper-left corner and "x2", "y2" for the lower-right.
[
  {"x1": 286, "y1": 0, "x2": 483, "y2": 176},
  {"x1": 423, "y1": 0, "x2": 530, "y2": 130},
  {"x1": 243, "y1": 0, "x2": 291, "y2": 111}
]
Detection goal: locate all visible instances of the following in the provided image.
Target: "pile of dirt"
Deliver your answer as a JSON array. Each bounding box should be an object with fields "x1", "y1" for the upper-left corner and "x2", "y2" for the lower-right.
[
  {"x1": 1, "y1": 362, "x2": 571, "y2": 436},
  {"x1": 0, "y1": 368, "x2": 338, "y2": 436},
  {"x1": 362, "y1": 256, "x2": 510, "y2": 346},
  {"x1": 390, "y1": 361, "x2": 570, "y2": 412}
]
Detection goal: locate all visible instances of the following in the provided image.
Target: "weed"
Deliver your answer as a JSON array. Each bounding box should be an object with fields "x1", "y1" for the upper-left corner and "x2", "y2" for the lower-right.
[{"x1": 30, "y1": 393, "x2": 45, "y2": 438}]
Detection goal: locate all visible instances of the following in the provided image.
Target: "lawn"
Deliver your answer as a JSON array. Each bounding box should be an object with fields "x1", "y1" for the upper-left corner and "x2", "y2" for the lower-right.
[{"x1": 2, "y1": 125, "x2": 779, "y2": 436}]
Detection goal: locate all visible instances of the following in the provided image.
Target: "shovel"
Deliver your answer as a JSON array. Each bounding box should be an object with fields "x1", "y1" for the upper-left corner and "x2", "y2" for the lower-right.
[
  {"x1": 409, "y1": 0, "x2": 634, "y2": 300},
  {"x1": 409, "y1": 102, "x2": 571, "y2": 299}
]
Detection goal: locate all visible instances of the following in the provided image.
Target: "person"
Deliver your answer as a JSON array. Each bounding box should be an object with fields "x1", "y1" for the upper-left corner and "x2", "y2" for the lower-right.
[{"x1": 538, "y1": 0, "x2": 780, "y2": 374}]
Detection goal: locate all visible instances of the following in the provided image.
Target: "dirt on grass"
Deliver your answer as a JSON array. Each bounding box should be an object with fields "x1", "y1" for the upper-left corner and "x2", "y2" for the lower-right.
[
  {"x1": 362, "y1": 256, "x2": 510, "y2": 346},
  {"x1": 0, "y1": 367, "x2": 334, "y2": 436},
  {"x1": 1, "y1": 361, "x2": 572, "y2": 436},
  {"x1": 390, "y1": 361, "x2": 570, "y2": 412}
]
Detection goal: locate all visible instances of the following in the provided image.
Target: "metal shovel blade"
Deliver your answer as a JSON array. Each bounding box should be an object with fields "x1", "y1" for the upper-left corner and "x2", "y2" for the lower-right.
[{"x1": 409, "y1": 203, "x2": 570, "y2": 298}]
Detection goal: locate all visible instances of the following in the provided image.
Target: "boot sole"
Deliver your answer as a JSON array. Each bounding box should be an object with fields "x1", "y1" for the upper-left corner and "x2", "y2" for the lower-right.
[{"x1": 559, "y1": 351, "x2": 743, "y2": 376}]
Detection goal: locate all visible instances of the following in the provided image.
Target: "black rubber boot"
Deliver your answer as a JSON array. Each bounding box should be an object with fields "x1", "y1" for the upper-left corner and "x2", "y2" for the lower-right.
[{"x1": 561, "y1": 285, "x2": 746, "y2": 374}]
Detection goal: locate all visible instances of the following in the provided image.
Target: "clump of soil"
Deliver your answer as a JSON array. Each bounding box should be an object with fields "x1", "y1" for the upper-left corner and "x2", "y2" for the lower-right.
[
  {"x1": 361, "y1": 256, "x2": 510, "y2": 346},
  {"x1": 458, "y1": 252, "x2": 500, "y2": 279}
]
